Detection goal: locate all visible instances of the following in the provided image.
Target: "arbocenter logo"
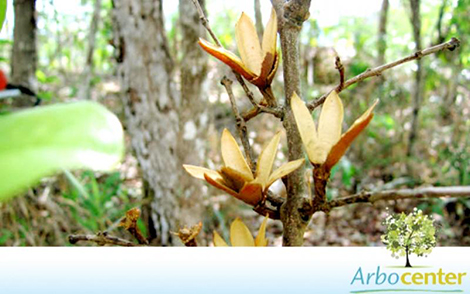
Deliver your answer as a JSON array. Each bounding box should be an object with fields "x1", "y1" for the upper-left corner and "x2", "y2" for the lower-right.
[
  {"x1": 350, "y1": 266, "x2": 467, "y2": 293},
  {"x1": 349, "y1": 209, "x2": 468, "y2": 293}
]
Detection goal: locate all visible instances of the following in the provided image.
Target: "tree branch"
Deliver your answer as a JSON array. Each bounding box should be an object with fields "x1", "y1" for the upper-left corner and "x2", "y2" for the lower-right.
[
  {"x1": 307, "y1": 37, "x2": 460, "y2": 111},
  {"x1": 234, "y1": 74, "x2": 284, "y2": 121},
  {"x1": 335, "y1": 56, "x2": 345, "y2": 92},
  {"x1": 327, "y1": 186, "x2": 470, "y2": 210},
  {"x1": 221, "y1": 76, "x2": 256, "y2": 170},
  {"x1": 68, "y1": 232, "x2": 137, "y2": 247},
  {"x1": 190, "y1": 0, "x2": 221, "y2": 47},
  {"x1": 254, "y1": 203, "x2": 280, "y2": 220},
  {"x1": 272, "y1": 0, "x2": 312, "y2": 246}
]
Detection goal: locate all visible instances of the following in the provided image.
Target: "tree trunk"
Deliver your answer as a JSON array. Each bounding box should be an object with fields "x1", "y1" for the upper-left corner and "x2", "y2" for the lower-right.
[
  {"x1": 405, "y1": 246, "x2": 412, "y2": 267},
  {"x1": 177, "y1": 0, "x2": 208, "y2": 226},
  {"x1": 11, "y1": 0, "x2": 37, "y2": 107},
  {"x1": 112, "y1": 0, "x2": 180, "y2": 245},
  {"x1": 407, "y1": 0, "x2": 423, "y2": 158},
  {"x1": 78, "y1": 0, "x2": 102, "y2": 100}
]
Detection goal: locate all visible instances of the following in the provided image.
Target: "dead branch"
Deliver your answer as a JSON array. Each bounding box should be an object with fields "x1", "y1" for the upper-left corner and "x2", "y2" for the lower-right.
[
  {"x1": 327, "y1": 185, "x2": 470, "y2": 210},
  {"x1": 68, "y1": 231, "x2": 137, "y2": 247},
  {"x1": 307, "y1": 37, "x2": 461, "y2": 111}
]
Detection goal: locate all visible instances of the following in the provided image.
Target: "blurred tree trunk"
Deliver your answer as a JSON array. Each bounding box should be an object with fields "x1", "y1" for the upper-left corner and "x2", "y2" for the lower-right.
[
  {"x1": 355, "y1": 0, "x2": 389, "y2": 107},
  {"x1": 361, "y1": 0, "x2": 389, "y2": 101},
  {"x1": 78, "y1": 0, "x2": 102, "y2": 100},
  {"x1": 177, "y1": 0, "x2": 208, "y2": 226},
  {"x1": 254, "y1": 0, "x2": 263, "y2": 38},
  {"x1": 433, "y1": 0, "x2": 458, "y2": 124},
  {"x1": 377, "y1": 0, "x2": 389, "y2": 66},
  {"x1": 407, "y1": 0, "x2": 423, "y2": 158},
  {"x1": 11, "y1": 0, "x2": 37, "y2": 107},
  {"x1": 435, "y1": 0, "x2": 448, "y2": 45},
  {"x1": 112, "y1": 0, "x2": 180, "y2": 245}
]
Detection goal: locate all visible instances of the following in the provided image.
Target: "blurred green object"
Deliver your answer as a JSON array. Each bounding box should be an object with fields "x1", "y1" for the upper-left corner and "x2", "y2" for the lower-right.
[
  {"x1": 0, "y1": 0, "x2": 6, "y2": 32},
  {"x1": 0, "y1": 101, "x2": 124, "y2": 201}
]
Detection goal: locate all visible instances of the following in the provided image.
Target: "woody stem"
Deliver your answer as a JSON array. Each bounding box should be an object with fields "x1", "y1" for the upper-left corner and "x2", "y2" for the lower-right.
[
  {"x1": 260, "y1": 86, "x2": 278, "y2": 107},
  {"x1": 272, "y1": 0, "x2": 312, "y2": 246},
  {"x1": 307, "y1": 37, "x2": 460, "y2": 111},
  {"x1": 221, "y1": 76, "x2": 256, "y2": 170},
  {"x1": 312, "y1": 165, "x2": 330, "y2": 211}
]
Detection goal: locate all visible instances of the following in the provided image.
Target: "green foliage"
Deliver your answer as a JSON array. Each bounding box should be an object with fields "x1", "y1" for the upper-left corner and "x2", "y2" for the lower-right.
[
  {"x1": 451, "y1": 0, "x2": 470, "y2": 66},
  {"x1": 382, "y1": 209, "x2": 437, "y2": 265},
  {"x1": 63, "y1": 170, "x2": 144, "y2": 234},
  {"x1": 0, "y1": 101, "x2": 124, "y2": 201},
  {"x1": 0, "y1": 0, "x2": 5, "y2": 32},
  {"x1": 212, "y1": 10, "x2": 238, "y2": 48},
  {"x1": 330, "y1": 158, "x2": 356, "y2": 190}
]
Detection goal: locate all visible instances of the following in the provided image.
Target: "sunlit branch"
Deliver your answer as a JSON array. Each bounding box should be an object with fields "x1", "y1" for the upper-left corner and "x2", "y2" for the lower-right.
[
  {"x1": 307, "y1": 37, "x2": 461, "y2": 111},
  {"x1": 327, "y1": 185, "x2": 470, "y2": 210}
]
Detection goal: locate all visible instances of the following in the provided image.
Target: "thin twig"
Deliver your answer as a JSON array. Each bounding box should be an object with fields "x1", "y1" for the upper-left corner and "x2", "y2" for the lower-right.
[
  {"x1": 242, "y1": 105, "x2": 284, "y2": 122},
  {"x1": 221, "y1": 76, "x2": 256, "y2": 170},
  {"x1": 335, "y1": 56, "x2": 345, "y2": 92},
  {"x1": 234, "y1": 68, "x2": 258, "y2": 106},
  {"x1": 253, "y1": 191, "x2": 285, "y2": 220},
  {"x1": 327, "y1": 185, "x2": 470, "y2": 210},
  {"x1": 190, "y1": 0, "x2": 221, "y2": 47},
  {"x1": 307, "y1": 37, "x2": 461, "y2": 111},
  {"x1": 254, "y1": 204, "x2": 280, "y2": 220},
  {"x1": 233, "y1": 74, "x2": 284, "y2": 121},
  {"x1": 68, "y1": 231, "x2": 137, "y2": 247}
]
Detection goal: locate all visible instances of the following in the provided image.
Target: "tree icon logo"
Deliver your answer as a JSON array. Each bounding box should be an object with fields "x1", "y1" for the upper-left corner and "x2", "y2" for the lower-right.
[{"x1": 381, "y1": 208, "x2": 437, "y2": 268}]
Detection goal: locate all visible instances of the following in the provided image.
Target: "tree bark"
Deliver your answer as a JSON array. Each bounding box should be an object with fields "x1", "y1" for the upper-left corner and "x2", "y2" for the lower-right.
[
  {"x1": 272, "y1": 0, "x2": 312, "y2": 246},
  {"x1": 11, "y1": 0, "x2": 37, "y2": 107},
  {"x1": 78, "y1": 0, "x2": 102, "y2": 100},
  {"x1": 407, "y1": 0, "x2": 424, "y2": 158},
  {"x1": 112, "y1": 0, "x2": 179, "y2": 245},
  {"x1": 177, "y1": 0, "x2": 208, "y2": 226}
]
